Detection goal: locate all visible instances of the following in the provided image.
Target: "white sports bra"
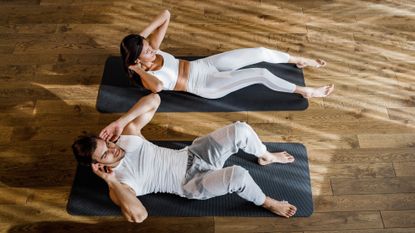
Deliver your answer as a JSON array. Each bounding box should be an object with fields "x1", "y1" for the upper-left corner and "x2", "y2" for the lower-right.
[{"x1": 147, "y1": 50, "x2": 179, "y2": 90}]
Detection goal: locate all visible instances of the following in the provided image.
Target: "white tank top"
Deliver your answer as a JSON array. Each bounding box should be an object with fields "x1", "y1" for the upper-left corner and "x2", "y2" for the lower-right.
[
  {"x1": 112, "y1": 135, "x2": 189, "y2": 196},
  {"x1": 147, "y1": 50, "x2": 179, "y2": 90}
]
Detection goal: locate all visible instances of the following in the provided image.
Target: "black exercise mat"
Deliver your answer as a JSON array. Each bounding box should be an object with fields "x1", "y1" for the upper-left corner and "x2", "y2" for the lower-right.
[
  {"x1": 67, "y1": 142, "x2": 313, "y2": 217},
  {"x1": 96, "y1": 56, "x2": 308, "y2": 112}
]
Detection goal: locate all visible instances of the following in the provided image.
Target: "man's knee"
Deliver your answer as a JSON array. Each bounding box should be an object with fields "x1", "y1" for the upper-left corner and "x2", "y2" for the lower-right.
[
  {"x1": 228, "y1": 165, "x2": 249, "y2": 192},
  {"x1": 233, "y1": 121, "x2": 255, "y2": 139}
]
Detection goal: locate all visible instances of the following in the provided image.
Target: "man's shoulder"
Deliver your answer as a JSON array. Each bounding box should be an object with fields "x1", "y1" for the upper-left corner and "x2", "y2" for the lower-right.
[{"x1": 117, "y1": 134, "x2": 146, "y2": 152}]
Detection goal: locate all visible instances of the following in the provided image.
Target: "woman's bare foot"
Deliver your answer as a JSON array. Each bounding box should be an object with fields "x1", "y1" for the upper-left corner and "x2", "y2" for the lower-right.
[
  {"x1": 258, "y1": 151, "x2": 295, "y2": 165},
  {"x1": 296, "y1": 84, "x2": 334, "y2": 99},
  {"x1": 262, "y1": 196, "x2": 297, "y2": 218},
  {"x1": 296, "y1": 57, "x2": 326, "y2": 68}
]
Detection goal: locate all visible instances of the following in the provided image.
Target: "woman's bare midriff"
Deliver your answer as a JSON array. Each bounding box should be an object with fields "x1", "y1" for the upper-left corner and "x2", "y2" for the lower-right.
[{"x1": 174, "y1": 60, "x2": 190, "y2": 91}]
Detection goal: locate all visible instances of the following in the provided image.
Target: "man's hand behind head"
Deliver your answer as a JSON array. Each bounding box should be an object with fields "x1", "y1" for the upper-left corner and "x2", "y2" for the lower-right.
[{"x1": 99, "y1": 121, "x2": 124, "y2": 142}]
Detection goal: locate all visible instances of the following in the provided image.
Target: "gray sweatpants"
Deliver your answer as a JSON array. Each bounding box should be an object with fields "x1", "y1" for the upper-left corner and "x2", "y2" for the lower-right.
[{"x1": 182, "y1": 121, "x2": 267, "y2": 206}]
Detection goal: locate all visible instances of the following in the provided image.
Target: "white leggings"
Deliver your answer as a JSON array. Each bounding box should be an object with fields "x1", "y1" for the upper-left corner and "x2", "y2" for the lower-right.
[{"x1": 188, "y1": 47, "x2": 296, "y2": 99}]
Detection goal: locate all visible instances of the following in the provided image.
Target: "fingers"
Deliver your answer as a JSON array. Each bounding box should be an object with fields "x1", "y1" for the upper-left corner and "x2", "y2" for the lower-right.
[
  {"x1": 99, "y1": 129, "x2": 107, "y2": 140},
  {"x1": 129, "y1": 63, "x2": 141, "y2": 71},
  {"x1": 99, "y1": 128, "x2": 115, "y2": 142},
  {"x1": 91, "y1": 163, "x2": 101, "y2": 174}
]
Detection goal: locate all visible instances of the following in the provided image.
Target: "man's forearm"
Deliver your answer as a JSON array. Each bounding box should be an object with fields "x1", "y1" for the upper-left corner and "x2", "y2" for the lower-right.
[
  {"x1": 117, "y1": 93, "x2": 160, "y2": 127},
  {"x1": 107, "y1": 180, "x2": 148, "y2": 223}
]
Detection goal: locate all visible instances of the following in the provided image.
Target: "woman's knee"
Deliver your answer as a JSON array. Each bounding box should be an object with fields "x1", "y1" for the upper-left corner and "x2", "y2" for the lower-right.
[{"x1": 253, "y1": 47, "x2": 269, "y2": 56}]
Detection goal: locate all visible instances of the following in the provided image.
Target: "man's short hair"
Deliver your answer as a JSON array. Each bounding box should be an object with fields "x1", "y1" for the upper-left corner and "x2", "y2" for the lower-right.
[{"x1": 72, "y1": 134, "x2": 99, "y2": 166}]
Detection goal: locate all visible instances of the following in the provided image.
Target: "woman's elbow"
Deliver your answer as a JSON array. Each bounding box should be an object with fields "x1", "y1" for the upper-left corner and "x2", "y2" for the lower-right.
[
  {"x1": 164, "y1": 9, "x2": 171, "y2": 18},
  {"x1": 152, "y1": 83, "x2": 163, "y2": 93}
]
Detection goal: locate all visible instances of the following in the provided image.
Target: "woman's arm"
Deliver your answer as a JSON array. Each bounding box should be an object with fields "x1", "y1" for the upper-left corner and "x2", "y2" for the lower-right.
[
  {"x1": 139, "y1": 10, "x2": 170, "y2": 50},
  {"x1": 130, "y1": 64, "x2": 164, "y2": 93}
]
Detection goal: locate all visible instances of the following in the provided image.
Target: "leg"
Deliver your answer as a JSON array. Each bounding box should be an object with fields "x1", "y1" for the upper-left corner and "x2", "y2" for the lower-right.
[
  {"x1": 206, "y1": 47, "x2": 290, "y2": 71},
  {"x1": 188, "y1": 121, "x2": 267, "y2": 168},
  {"x1": 196, "y1": 165, "x2": 266, "y2": 206},
  {"x1": 198, "y1": 68, "x2": 296, "y2": 99},
  {"x1": 198, "y1": 68, "x2": 334, "y2": 99},
  {"x1": 186, "y1": 165, "x2": 297, "y2": 217}
]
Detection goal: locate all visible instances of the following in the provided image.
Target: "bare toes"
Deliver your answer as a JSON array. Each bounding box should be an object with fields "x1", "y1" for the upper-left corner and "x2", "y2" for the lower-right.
[{"x1": 317, "y1": 59, "x2": 326, "y2": 67}]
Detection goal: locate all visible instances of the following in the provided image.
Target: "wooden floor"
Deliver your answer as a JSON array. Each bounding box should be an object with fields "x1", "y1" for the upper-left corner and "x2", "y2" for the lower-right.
[{"x1": 0, "y1": 0, "x2": 414, "y2": 232}]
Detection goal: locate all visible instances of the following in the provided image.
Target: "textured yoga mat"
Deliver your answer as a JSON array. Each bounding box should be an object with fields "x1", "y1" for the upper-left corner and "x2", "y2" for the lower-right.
[
  {"x1": 67, "y1": 142, "x2": 313, "y2": 217},
  {"x1": 96, "y1": 56, "x2": 308, "y2": 112}
]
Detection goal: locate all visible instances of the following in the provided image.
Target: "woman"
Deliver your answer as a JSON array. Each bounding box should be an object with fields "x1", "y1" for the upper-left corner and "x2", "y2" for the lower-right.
[{"x1": 120, "y1": 10, "x2": 334, "y2": 99}]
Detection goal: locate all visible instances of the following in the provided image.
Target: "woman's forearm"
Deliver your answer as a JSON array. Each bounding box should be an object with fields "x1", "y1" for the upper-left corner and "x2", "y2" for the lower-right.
[
  {"x1": 140, "y1": 10, "x2": 170, "y2": 39},
  {"x1": 135, "y1": 69, "x2": 164, "y2": 93}
]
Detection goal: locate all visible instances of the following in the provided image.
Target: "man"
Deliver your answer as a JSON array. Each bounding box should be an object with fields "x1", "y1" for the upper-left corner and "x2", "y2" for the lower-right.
[{"x1": 72, "y1": 93, "x2": 297, "y2": 223}]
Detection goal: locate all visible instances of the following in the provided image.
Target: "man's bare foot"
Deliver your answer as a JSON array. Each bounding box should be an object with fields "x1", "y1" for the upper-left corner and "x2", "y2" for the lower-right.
[
  {"x1": 262, "y1": 196, "x2": 297, "y2": 218},
  {"x1": 296, "y1": 57, "x2": 326, "y2": 68},
  {"x1": 297, "y1": 84, "x2": 334, "y2": 99},
  {"x1": 258, "y1": 151, "x2": 295, "y2": 165}
]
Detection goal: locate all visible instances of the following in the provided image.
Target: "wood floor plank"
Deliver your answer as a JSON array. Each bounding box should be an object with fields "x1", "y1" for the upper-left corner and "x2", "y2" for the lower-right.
[
  {"x1": 292, "y1": 121, "x2": 415, "y2": 135},
  {"x1": 247, "y1": 108, "x2": 389, "y2": 124},
  {"x1": 35, "y1": 99, "x2": 97, "y2": 114},
  {"x1": 331, "y1": 177, "x2": 415, "y2": 195},
  {"x1": 311, "y1": 177, "x2": 333, "y2": 196},
  {"x1": 0, "y1": 143, "x2": 52, "y2": 158},
  {"x1": 393, "y1": 162, "x2": 415, "y2": 177},
  {"x1": 1, "y1": 217, "x2": 215, "y2": 233},
  {"x1": 381, "y1": 210, "x2": 415, "y2": 228},
  {"x1": 313, "y1": 193, "x2": 415, "y2": 212},
  {"x1": 215, "y1": 211, "x2": 383, "y2": 232},
  {"x1": 304, "y1": 228, "x2": 415, "y2": 233},
  {"x1": 310, "y1": 162, "x2": 395, "y2": 178},
  {"x1": 308, "y1": 148, "x2": 415, "y2": 164},
  {"x1": 388, "y1": 107, "x2": 415, "y2": 121},
  {"x1": 358, "y1": 134, "x2": 415, "y2": 148}
]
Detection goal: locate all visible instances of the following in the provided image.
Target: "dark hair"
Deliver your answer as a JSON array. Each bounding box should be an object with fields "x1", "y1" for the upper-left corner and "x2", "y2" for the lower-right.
[
  {"x1": 72, "y1": 134, "x2": 99, "y2": 166},
  {"x1": 120, "y1": 34, "x2": 145, "y2": 87}
]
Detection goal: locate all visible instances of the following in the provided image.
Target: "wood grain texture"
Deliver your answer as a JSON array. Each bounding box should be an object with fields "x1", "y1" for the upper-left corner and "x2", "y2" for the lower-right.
[{"x1": 1, "y1": 0, "x2": 414, "y2": 231}]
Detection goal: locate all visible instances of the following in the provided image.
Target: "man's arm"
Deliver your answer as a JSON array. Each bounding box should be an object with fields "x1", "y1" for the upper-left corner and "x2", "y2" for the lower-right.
[
  {"x1": 108, "y1": 180, "x2": 148, "y2": 223},
  {"x1": 92, "y1": 164, "x2": 147, "y2": 223},
  {"x1": 100, "y1": 93, "x2": 160, "y2": 141},
  {"x1": 139, "y1": 10, "x2": 170, "y2": 50}
]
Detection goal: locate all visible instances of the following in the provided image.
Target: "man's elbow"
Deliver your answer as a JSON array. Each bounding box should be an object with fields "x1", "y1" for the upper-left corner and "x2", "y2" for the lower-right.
[
  {"x1": 128, "y1": 211, "x2": 148, "y2": 223},
  {"x1": 153, "y1": 93, "x2": 161, "y2": 107}
]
